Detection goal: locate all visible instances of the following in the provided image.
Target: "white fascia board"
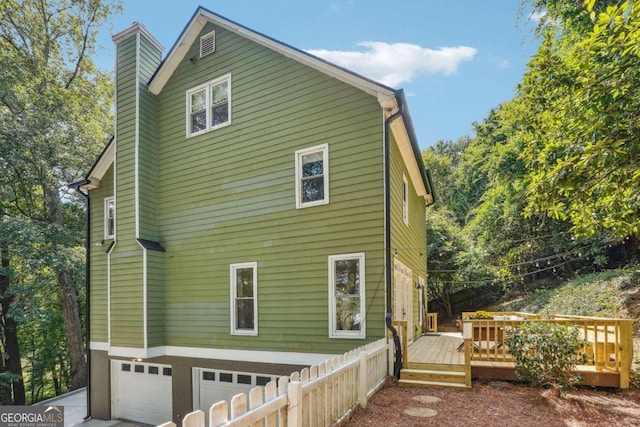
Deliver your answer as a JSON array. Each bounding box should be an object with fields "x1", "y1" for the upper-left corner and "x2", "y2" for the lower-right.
[
  {"x1": 148, "y1": 9, "x2": 396, "y2": 104},
  {"x1": 82, "y1": 140, "x2": 115, "y2": 190},
  {"x1": 106, "y1": 345, "x2": 337, "y2": 366},
  {"x1": 113, "y1": 21, "x2": 164, "y2": 52},
  {"x1": 89, "y1": 341, "x2": 110, "y2": 351},
  {"x1": 390, "y1": 118, "x2": 428, "y2": 199}
]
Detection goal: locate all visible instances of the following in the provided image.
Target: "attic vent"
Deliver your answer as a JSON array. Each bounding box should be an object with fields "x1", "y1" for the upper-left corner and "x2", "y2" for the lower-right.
[{"x1": 200, "y1": 31, "x2": 216, "y2": 57}]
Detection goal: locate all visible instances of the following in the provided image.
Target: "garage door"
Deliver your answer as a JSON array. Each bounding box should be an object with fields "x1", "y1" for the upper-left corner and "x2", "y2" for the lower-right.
[
  {"x1": 111, "y1": 360, "x2": 172, "y2": 425},
  {"x1": 193, "y1": 368, "x2": 278, "y2": 413}
]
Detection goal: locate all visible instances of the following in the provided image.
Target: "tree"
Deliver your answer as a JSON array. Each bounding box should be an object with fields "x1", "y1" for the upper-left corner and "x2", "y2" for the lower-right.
[
  {"x1": 518, "y1": 0, "x2": 640, "y2": 239},
  {"x1": 426, "y1": 208, "x2": 491, "y2": 318},
  {"x1": 0, "y1": 0, "x2": 120, "y2": 397}
]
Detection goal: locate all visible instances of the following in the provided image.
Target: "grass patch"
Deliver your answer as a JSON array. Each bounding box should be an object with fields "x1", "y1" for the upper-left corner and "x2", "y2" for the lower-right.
[{"x1": 495, "y1": 267, "x2": 640, "y2": 317}]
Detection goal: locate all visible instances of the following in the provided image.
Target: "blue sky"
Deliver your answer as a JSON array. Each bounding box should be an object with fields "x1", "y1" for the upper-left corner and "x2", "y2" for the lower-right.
[{"x1": 97, "y1": 1, "x2": 541, "y2": 149}]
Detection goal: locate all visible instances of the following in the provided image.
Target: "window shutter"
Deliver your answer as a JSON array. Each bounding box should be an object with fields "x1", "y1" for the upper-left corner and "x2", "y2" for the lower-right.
[{"x1": 200, "y1": 31, "x2": 215, "y2": 57}]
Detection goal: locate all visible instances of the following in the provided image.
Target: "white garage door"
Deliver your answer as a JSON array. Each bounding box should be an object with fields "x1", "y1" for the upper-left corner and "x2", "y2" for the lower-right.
[
  {"x1": 193, "y1": 368, "x2": 278, "y2": 413},
  {"x1": 111, "y1": 360, "x2": 173, "y2": 425}
]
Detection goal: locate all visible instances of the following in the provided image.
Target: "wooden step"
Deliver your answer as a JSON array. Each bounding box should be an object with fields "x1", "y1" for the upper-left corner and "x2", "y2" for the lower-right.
[
  {"x1": 401, "y1": 368, "x2": 466, "y2": 383},
  {"x1": 406, "y1": 362, "x2": 466, "y2": 372},
  {"x1": 398, "y1": 379, "x2": 471, "y2": 389}
]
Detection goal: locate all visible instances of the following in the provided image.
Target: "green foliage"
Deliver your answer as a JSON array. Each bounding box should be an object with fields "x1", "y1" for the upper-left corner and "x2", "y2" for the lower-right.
[
  {"x1": 426, "y1": 208, "x2": 492, "y2": 317},
  {"x1": 517, "y1": 0, "x2": 640, "y2": 238},
  {"x1": 0, "y1": 0, "x2": 121, "y2": 401},
  {"x1": 498, "y1": 268, "x2": 635, "y2": 316},
  {"x1": 505, "y1": 322, "x2": 588, "y2": 391}
]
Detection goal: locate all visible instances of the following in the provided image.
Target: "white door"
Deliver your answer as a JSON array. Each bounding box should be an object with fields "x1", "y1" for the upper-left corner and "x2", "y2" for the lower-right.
[
  {"x1": 393, "y1": 259, "x2": 413, "y2": 342},
  {"x1": 111, "y1": 360, "x2": 172, "y2": 425},
  {"x1": 193, "y1": 368, "x2": 278, "y2": 414}
]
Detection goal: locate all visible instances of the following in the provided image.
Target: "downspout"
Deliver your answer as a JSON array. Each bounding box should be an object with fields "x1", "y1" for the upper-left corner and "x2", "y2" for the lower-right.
[
  {"x1": 384, "y1": 98, "x2": 403, "y2": 381},
  {"x1": 68, "y1": 178, "x2": 91, "y2": 420}
]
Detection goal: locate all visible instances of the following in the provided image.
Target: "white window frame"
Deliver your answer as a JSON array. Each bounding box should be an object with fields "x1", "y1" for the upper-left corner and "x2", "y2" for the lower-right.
[
  {"x1": 294, "y1": 143, "x2": 329, "y2": 209},
  {"x1": 230, "y1": 262, "x2": 258, "y2": 336},
  {"x1": 104, "y1": 197, "x2": 115, "y2": 239},
  {"x1": 402, "y1": 173, "x2": 409, "y2": 226},
  {"x1": 328, "y1": 253, "x2": 366, "y2": 339},
  {"x1": 186, "y1": 73, "x2": 231, "y2": 138}
]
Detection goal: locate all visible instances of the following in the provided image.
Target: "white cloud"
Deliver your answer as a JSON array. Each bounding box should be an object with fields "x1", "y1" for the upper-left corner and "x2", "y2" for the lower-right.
[
  {"x1": 529, "y1": 10, "x2": 546, "y2": 23},
  {"x1": 307, "y1": 41, "x2": 477, "y2": 87},
  {"x1": 498, "y1": 59, "x2": 510, "y2": 69}
]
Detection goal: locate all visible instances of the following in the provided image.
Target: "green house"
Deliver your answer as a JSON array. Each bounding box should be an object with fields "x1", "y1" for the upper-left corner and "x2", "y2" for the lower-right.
[{"x1": 75, "y1": 7, "x2": 434, "y2": 425}]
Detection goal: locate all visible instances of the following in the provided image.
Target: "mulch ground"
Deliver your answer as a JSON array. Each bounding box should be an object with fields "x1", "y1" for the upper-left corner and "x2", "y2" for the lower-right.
[{"x1": 342, "y1": 379, "x2": 640, "y2": 427}]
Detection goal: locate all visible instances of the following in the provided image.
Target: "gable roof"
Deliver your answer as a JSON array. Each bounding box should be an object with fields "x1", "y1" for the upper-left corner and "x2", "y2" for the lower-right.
[
  {"x1": 84, "y1": 7, "x2": 434, "y2": 201},
  {"x1": 148, "y1": 7, "x2": 396, "y2": 105}
]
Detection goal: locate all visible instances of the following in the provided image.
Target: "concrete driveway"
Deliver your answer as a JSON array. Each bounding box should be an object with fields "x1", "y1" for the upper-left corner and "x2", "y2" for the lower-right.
[{"x1": 35, "y1": 389, "x2": 150, "y2": 427}]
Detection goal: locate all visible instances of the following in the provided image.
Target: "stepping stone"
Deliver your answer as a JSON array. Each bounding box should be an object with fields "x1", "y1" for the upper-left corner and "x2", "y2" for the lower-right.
[
  {"x1": 412, "y1": 395, "x2": 441, "y2": 404},
  {"x1": 404, "y1": 407, "x2": 438, "y2": 418}
]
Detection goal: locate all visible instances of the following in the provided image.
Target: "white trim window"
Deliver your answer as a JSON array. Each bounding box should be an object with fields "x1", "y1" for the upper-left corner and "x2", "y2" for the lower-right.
[
  {"x1": 230, "y1": 262, "x2": 258, "y2": 336},
  {"x1": 295, "y1": 144, "x2": 329, "y2": 208},
  {"x1": 402, "y1": 173, "x2": 409, "y2": 226},
  {"x1": 328, "y1": 253, "x2": 365, "y2": 339},
  {"x1": 104, "y1": 197, "x2": 115, "y2": 239},
  {"x1": 186, "y1": 74, "x2": 231, "y2": 137}
]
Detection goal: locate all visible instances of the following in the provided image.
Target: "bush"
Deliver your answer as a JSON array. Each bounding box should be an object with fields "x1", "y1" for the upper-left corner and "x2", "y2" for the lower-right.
[
  {"x1": 630, "y1": 360, "x2": 640, "y2": 390},
  {"x1": 505, "y1": 322, "x2": 588, "y2": 392}
]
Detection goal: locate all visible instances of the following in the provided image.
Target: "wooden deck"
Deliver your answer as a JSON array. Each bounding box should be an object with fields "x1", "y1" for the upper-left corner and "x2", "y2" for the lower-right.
[
  {"x1": 402, "y1": 325, "x2": 625, "y2": 389},
  {"x1": 407, "y1": 333, "x2": 464, "y2": 366}
]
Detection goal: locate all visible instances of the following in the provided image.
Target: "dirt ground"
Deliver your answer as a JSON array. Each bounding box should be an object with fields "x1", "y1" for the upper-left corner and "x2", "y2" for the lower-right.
[{"x1": 343, "y1": 379, "x2": 640, "y2": 427}]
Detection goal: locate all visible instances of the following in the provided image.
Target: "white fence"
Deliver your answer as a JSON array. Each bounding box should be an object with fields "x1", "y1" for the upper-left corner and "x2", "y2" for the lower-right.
[{"x1": 159, "y1": 338, "x2": 389, "y2": 427}]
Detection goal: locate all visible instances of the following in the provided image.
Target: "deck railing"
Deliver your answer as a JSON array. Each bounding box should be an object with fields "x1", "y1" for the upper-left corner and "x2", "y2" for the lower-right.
[
  {"x1": 461, "y1": 312, "x2": 635, "y2": 388},
  {"x1": 159, "y1": 338, "x2": 389, "y2": 427},
  {"x1": 426, "y1": 313, "x2": 438, "y2": 333}
]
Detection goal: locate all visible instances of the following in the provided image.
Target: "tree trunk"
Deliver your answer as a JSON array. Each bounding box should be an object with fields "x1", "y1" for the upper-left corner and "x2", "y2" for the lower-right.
[
  {"x1": 0, "y1": 245, "x2": 25, "y2": 404},
  {"x1": 58, "y1": 270, "x2": 86, "y2": 390},
  {"x1": 436, "y1": 293, "x2": 453, "y2": 319},
  {"x1": 44, "y1": 188, "x2": 86, "y2": 391}
]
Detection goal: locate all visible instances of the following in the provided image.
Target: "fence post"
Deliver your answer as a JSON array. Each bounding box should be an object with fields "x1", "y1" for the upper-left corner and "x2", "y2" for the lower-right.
[
  {"x1": 358, "y1": 350, "x2": 368, "y2": 409},
  {"x1": 181, "y1": 410, "x2": 204, "y2": 427},
  {"x1": 287, "y1": 381, "x2": 303, "y2": 427},
  {"x1": 619, "y1": 320, "x2": 633, "y2": 389}
]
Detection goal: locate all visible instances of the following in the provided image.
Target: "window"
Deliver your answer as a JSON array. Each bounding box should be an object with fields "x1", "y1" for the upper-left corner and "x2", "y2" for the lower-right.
[
  {"x1": 230, "y1": 262, "x2": 258, "y2": 336},
  {"x1": 295, "y1": 144, "x2": 329, "y2": 208},
  {"x1": 328, "y1": 253, "x2": 365, "y2": 339},
  {"x1": 186, "y1": 74, "x2": 231, "y2": 137},
  {"x1": 402, "y1": 174, "x2": 409, "y2": 226},
  {"x1": 104, "y1": 197, "x2": 115, "y2": 239}
]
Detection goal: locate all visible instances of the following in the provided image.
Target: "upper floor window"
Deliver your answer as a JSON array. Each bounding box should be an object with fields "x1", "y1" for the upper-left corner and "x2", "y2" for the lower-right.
[
  {"x1": 104, "y1": 197, "x2": 115, "y2": 239},
  {"x1": 295, "y1": 144, "x2": 329, "y2": 209},
  {"x1": 329, "y1": 253, "x2": 365, "y2": 339},
  {"x1": 186, "y1": 74, "x2": 231, "y2": 137},
  {"x1": 402, "y1": 174, "x2": 409, "y2": 226},
  {"x1": 230, "y1": 262, "x2": 258, "y2": 336}
]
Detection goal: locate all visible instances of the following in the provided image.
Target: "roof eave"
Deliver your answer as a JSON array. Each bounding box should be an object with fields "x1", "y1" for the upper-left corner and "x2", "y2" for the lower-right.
[{"x1": 147, "y1": 7, "x2": 396, "y2": 103}]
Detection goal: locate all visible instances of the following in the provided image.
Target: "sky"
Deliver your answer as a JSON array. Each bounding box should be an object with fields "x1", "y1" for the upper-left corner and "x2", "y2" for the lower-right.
[{"x1": 96, "y1": 1, "x2": 542, "y2": 150}]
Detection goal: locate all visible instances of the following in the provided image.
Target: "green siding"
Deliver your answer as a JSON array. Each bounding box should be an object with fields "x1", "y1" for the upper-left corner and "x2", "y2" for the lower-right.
[
  {"x1": 109, "y1": 30, "x2": 163, "y2": 348},
  {"x1": 109, "y1": 251, "x2": 144, "y2": 347},
  {"x1": 94, "y1": 21, "x2": 427, "y2": 356},
  {"x1": 389, "y1": 134, "x2": 428, "y2": 339},
  {"x1": 154, "y1": 24, "x2": 386, "y2": 354},
  {"x1": 88, "y1": 166, "x2": 114, "y2": 342},
  {"x1": 138, "y1": 35, "x2": 161, "y2": 241},
  {"x1": 147, "y1": 250, "x2": 165, "y2": 347}
]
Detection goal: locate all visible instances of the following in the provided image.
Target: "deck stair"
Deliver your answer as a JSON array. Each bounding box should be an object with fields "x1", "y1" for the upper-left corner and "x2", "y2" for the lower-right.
[{"x1": 399, "y1": 362, "x2": 470, "y2": 389}]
